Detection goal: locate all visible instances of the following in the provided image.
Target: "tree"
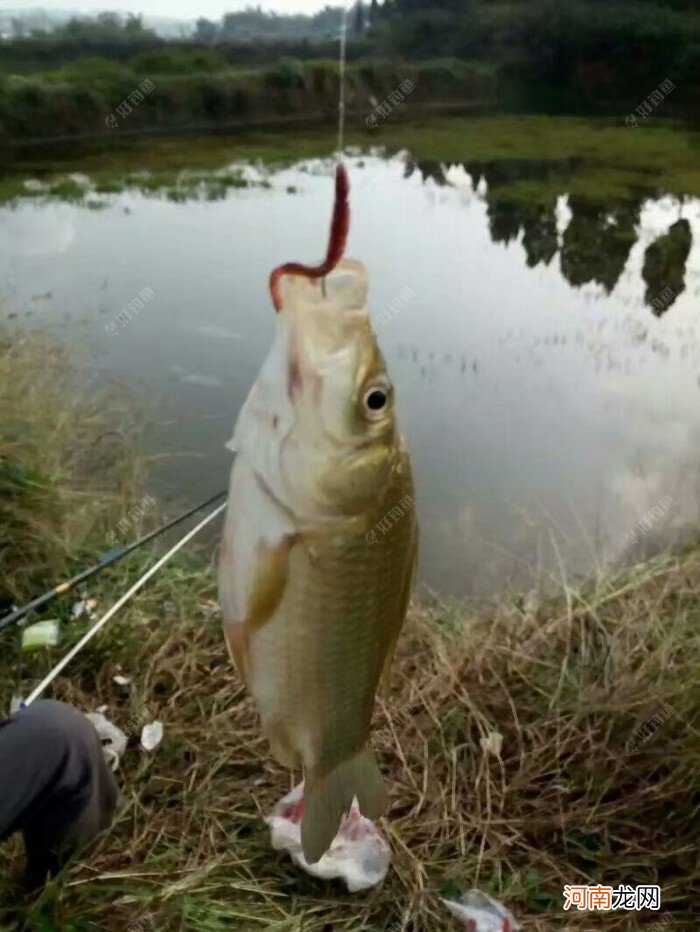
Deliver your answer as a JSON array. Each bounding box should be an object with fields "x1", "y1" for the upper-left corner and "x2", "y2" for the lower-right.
[
  {"x1": 354, "y1": 1, "x2": 365, "y2": 34},
  {"x1": 642, "y1": 219, "x2": 692, "y2": 314},
  {"x1": 96, "y1": 12, "x2": 122, "y2": 35},
  {"x1": 58, "y1": 11, "x2": 154, "y2": 41},
  {"x1": 124, "y1": 14, "x2": 148, "y2": 37},
  {"x1": 195, "y1": 17, "x2": 218, "y2": 43},
  {"x1": 369, "y1": 0, "x2": 380, "y2": 25}
]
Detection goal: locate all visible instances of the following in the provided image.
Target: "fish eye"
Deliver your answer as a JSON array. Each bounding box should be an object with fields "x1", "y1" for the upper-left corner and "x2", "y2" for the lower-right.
[{"x1": 363, "y1": 384, "x2": 391, "y2": 417}]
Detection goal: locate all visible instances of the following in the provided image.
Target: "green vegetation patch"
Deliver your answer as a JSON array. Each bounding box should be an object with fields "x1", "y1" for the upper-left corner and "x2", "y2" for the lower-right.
[
  {"x1": 0, "y1": 330, "x2": 140, "y2": 606},
  {"x1": 0, "y1": 165, "x2": 262, "y2": 206},
  {"x1": 2, "y1": 115, "x2": 699, "y2": 209}
]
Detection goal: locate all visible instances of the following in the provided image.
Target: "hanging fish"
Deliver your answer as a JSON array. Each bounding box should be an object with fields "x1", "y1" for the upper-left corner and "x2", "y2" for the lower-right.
[{"x1": 218, "y1": 164, "x2": 417, "y2": 863}]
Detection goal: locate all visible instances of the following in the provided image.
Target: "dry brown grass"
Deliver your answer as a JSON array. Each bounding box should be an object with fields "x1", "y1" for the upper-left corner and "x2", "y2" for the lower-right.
[
  {"x1": 0, "y1": 329, "x2": 140, "y2": 605},
  {"x1": 1, "y1": 541, "x2": 697, "y2": 931},
  {"x1": 0, "y1": 329, "x2": 697, "y2": 930}
]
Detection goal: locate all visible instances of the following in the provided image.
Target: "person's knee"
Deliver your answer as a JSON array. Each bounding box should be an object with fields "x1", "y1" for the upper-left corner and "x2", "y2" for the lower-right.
[
  {"x1": 20, "y1": 699, "x2": 99, "y2": 747},
  {"x1": 1, "y1": 700, "x2": 118, "y2": 883},
  {"x1": 24, "y1": 699, "x2": 118, "y2": 830}
]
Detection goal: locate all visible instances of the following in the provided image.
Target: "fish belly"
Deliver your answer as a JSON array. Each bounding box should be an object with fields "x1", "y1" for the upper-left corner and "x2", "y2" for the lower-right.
[
  {"x1": 219, "y1": 456, "x2": 416, "y2": 778},
  {"x1": 259, "y1": 493, "x2": 415, "y2": 772}
]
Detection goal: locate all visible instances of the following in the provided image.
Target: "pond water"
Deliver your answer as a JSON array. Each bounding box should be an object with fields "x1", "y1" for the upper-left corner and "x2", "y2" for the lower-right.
[{"x1": 2, "y1": 141, "x2": 699, "y2": 596}]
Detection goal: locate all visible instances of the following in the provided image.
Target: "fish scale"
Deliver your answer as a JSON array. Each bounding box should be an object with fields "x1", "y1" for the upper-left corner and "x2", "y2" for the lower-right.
[
  {"x1": 242, "y1": 453, "x2": 416, "y2": 804},
  {"x1": 219, "y1": 167, "x2": 417, "y2": 862}
]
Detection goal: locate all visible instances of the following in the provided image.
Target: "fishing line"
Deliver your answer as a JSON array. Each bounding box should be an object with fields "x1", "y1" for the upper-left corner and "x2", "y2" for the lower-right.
[
  {"x1": 0, "y1": 488, "x2": 228, "y2": 634},
  {"x1": 13, "y1": 7, "x2": 348, "y2": 704},
  {"x1": 337, "y1": 0, "x2": 349, "y2": 157},
  {"x1": 22, "y1": 501, "x2": 227, "y2": 707}
]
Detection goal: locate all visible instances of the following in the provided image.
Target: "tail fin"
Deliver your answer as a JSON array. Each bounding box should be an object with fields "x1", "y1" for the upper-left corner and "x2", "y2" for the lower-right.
[{"x1": 301, "y1": 747, "x2": 387, "y2": 864}]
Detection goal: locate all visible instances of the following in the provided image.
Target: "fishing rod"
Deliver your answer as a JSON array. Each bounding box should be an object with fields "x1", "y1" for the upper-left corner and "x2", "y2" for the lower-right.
[
  {"x1": 0, "y1": 488, "x2": 227, "y2": 635},
  {"x1": 22, "y1": 501, "x2": 228, "y2": 707}
]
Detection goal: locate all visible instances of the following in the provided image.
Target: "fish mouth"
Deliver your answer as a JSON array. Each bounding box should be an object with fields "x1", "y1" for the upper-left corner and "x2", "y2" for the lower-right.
[{"x1": 269, "y1": 163, "x2": 350, "y2": 313}]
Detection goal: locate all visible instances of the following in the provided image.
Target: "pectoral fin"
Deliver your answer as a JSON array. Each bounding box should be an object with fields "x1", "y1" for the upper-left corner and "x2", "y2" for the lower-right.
[
  {"x1": 223, "y1": 535, "x2": 296, "y2": 687},
  {"x1": 247, "y1": 534, "x2": 296, "y2": 632},
  {"x1": 224, "y1": 621, "x2": 251, "y2": 687}
]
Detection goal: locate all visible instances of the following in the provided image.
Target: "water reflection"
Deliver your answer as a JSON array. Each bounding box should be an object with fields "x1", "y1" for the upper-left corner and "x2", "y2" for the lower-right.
[
  {"x1": 1, "y1": 151, "x2": 698, "y2": 596},
  {"x1": 642, "y1": 218, "x2": 693, "y2": 315},
  {"x1": 408, "y1": 155, "x2": 693, "y2": 314},
  {"x1": 560, "y1": 198, "x2": 640, "y2": 293},
  {"x1": 521, "y1": 204, "x2": 558, "y2": 268}
]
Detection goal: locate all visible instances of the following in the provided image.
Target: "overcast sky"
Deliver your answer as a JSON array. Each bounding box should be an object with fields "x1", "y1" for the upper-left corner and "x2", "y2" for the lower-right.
[{"x1": 0, "y1": 1, "x2": 330, "y2": 17}]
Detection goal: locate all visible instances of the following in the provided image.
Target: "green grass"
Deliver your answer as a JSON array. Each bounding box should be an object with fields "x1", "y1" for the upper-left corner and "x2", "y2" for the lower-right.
[
  {"x1": 0, "y1": 165, "x2": 264, "y2": 206},
  {"x1": 0, "y1": 328, "x2": 698, "y2": 930},
  {"x1": 0, "y1": 57, "x2": 488, "y2": 149},
  {"x1": 1, "y1": 544, "x2": 698, "y2": 929},
  {"x1": 1, "y1": 115, "x2": 699, "y2": 209},
  {"x1": 0, "y1": 330, "x2": 141, "y2": 607},
  {"x1": 380, "y1": 114, "x2": 700, "y2": 201}
]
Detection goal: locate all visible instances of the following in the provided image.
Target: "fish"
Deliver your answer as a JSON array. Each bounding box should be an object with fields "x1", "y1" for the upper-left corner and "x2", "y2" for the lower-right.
[{"x1": 218, "y1": 163, "x2": 417, "y2": 863}]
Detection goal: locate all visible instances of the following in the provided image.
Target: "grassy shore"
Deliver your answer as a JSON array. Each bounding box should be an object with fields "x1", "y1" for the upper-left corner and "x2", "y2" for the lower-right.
[
  {"x1": 0, "y1": 332, "x2": 698, "y2": 930},
  {"x1": 0, "y1": 58, "x2": 492, "y2": 145},
  {"x1": 2, "y1": 114, "x2": 700, "y2": 211},
  {"x1": 0, "y1": 330, "x2": 140, "y2": 608}
]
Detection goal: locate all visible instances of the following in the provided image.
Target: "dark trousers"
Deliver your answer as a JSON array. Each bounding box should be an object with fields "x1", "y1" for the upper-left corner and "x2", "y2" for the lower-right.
[{"x1": 0, "y1": 699, "x2": 118, "y2": 885}]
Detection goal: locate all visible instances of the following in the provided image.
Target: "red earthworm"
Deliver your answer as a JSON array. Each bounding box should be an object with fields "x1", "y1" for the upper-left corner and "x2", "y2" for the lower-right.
[{"x1": 269, "y1": 162, "x2": 350, "y2": 312}]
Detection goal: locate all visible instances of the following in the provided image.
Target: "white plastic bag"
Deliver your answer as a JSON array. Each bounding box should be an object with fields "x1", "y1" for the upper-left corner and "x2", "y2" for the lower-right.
[
  {"x1": 265, "y1": 781, "x2": 391, "y2": 892},
  {"x1": 442, "y1": 890, "x2": 520, "y2": 931},
  {"x1": 140, "y1": 720, "x2": 164, "y2": 751},
  {"x1": 21, "y1": 619, "x2": 60, "y2": 651},
  {"x1": 85, "y1": 711, "x2": 128, "y2": 772}
]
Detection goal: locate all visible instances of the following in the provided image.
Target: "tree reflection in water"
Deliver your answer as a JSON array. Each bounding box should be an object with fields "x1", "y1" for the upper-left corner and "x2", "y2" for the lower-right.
[
  {"x1": 560, "y1": 198, "x2": 640, "y2": 293},
  {"x1": 406, "y1": 156, "x2": 693, "y2": 316},
  {"x1": 642, "y1": 218, "x2": 693, "y2": 315}
]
